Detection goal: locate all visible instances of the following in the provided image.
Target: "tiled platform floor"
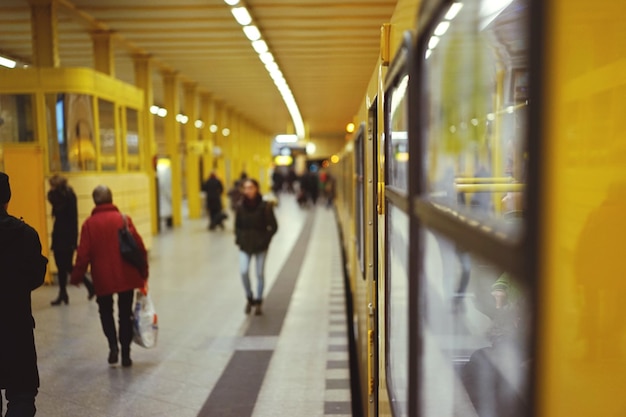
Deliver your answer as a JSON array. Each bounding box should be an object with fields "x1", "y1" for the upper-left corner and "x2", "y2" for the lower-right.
[{"x1": 26, "y1": 194, "x2": 352, "y2": 417}]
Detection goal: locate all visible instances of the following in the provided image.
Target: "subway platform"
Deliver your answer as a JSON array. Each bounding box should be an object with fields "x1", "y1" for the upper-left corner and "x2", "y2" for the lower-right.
[{"x1": 29, "y1": 194, "x2": 352, "y2": 417}]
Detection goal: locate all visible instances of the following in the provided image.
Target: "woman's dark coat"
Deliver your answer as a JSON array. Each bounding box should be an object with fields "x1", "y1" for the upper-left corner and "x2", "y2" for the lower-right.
[
  {"x1": 47, "y1": 186, "x2": 78, "y2": 251},
  {"x1": 235, "y1": 196, "x2": 278, "y2": 254},
  {"x1": 0, "y1": 208, "x2": 47, "y2": 390}
]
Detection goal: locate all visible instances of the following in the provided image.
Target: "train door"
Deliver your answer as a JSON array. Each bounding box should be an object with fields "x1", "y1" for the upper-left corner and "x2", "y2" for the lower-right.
[
  {"x1": 381, "y1": 33, "x2": 413, "y2": 417},
  {"x1": 408, "y1": 1, "x2": 535, "y2": 417},
  {"x1": 366, "y1": 101, "x2": 379, "y2": 417}
]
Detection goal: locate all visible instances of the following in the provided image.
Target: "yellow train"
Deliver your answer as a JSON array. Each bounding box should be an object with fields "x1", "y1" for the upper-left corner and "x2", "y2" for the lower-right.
[{"x1": 333, "y1": 0, "x2": 626, "y2": 416}]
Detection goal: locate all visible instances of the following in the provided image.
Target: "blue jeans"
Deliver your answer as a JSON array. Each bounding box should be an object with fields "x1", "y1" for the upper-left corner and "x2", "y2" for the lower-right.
[
  {"x1": 1, "y1": 389, "x2": 37, "y2": 417},
  {"x1": 239, "y1": 250, "x2": 267, "y2": 301}
]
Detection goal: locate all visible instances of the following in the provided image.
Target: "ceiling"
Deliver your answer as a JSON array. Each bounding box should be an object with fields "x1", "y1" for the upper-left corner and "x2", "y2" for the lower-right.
[{"x1": 0, "y1": 0, "x2": 398, "y2": 140}]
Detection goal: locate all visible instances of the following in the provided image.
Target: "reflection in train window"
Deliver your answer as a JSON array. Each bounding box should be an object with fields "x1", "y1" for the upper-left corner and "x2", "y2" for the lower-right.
[
  {"x1": 386, "y1": 204, "x2": 409, "y2": 417},
  {"x1": 419, "y1": 229, "x2": 531, "y2": 417},
  {"x1": 420, "y1": 0, "x2": 528, "y2": 238},
  {"x1": 388, "y1": 74, "x2": 409, "y2": 193}
]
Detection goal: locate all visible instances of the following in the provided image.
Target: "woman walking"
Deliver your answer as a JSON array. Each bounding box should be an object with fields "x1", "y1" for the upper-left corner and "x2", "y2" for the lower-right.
[
  {"x1": 235, "y1": 179, "x2": 278, "y2": 315},
  {"x1": 47, "y1": 174, "x2": 94, "y2": 305}
]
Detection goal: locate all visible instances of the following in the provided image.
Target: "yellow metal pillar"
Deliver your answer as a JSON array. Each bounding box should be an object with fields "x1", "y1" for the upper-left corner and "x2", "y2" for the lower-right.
[
  {"x1": 231, "y1": 113, "x2": 242, "y2": 180},
  {"x1": 222, "y1": 107, "x2": 235, "y2": 184},
  {"x1": 214, "y1": 102, "x2": 227, "y2": 185},
  {"x1": 162, "y1": 71, "x2": 182, "y2": 226},
  {"x1": 29, "y1": 0, "x2": 59, "y2": 68},
  {"x1": 92, "y1": 31, "x2": 115, "y2": 77},
  {"x1": 134, "y1": 54, "x2": 158, "y2": 235},
  {"x1": 183, "y1": 83, "x2": 201, "y2": 219},
  {"x1": 200, "y1": 93, "x2": 215, "y2": 179}
]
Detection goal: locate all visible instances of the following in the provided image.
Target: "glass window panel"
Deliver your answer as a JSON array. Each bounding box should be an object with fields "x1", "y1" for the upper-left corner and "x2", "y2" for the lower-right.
[
  {"x1": 0, "y1": 94, "x2": 35, "y2": 144},
  {"x1": 388, "y1": 74, "x2": 409, "y2": 193},
  {"x1": 421, "y1": 0, "x2": 529, "y2": 238},
  {"x1": 387, "y1": 204, "x2": 409, "y2": 417},
  {"x1": 46, "y1": 93, "x2": 97, "y2": 172},
  {"x1": 419, "y1": 228, "x2": 531, "y2": 417},
  {"x1": 98, "y1": 99, "x2": 117, "y2": 171},
  {"x1": 355, "y1": 127, "x2": 365, "y2": 274},
  {"x1": 126, "y1": 107, "x2": 140, "y2": 171}
]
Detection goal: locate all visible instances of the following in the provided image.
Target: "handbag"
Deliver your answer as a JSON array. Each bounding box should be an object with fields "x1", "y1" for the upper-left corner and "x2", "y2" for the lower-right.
[
  {"x1": 133, "y1": 289, "x2": 158, "y2": 348},
  {"x1": 119, "y1": 214, "x2": 146, "y2": 271}
]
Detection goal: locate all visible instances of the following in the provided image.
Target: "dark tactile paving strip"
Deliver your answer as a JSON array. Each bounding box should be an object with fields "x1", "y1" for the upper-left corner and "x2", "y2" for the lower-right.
[
  {"x1": 196, "y1": 350, "x2": 273, "y2": 417},
  {"x1": 197, "y1": 211, "x2": 315, "y2": 417},
  {"x1": 244, "y1": 211, "x2": 316, "y2": 337}
]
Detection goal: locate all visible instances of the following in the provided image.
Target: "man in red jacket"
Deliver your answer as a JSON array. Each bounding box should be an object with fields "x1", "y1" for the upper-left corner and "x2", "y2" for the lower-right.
[{"x1": 71, "y1": 185, "x2": 148, "y2": 367}]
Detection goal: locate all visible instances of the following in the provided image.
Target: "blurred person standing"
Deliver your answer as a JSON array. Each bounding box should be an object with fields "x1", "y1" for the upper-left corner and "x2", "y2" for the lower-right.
[
  {"x1": 70, "y1": 185, "x2": 148, "y2": 367},
  {"x1": 47, "y1": 174, "x2": 94, "y2": 305},
  {"x1": 235, "y1": 179, "x2": 278, "y2": 315},
  {"x1": 0, "y1": 172, "x2": 48, "y2": 416},
  {"x1": 202, "y1": 172, "x2": 226, "y2": 230}
]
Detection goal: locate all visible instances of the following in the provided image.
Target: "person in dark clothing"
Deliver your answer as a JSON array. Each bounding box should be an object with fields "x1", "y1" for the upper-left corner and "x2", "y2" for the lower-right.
[
  {"x1": 202, "y1": 172, "x2": 226, "y2": 230},
  {"x1": 0, "y1": 172, "x2": 48, "y2": 417},
  {"x1": 47, "y1": 174, "x2": 94, "y2": 305},
  {"x1": 235, "y1": 179, "x2": 278, "y2": 315}
]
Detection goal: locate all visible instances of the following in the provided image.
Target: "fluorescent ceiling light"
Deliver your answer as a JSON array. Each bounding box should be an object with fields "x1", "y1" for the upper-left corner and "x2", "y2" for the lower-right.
[
  {"x1": 445, "y1": 2, "x2": 463, "y2": 20},
  {"x1": 425, "y1": 49, "x2": 432, "y2": 59},
  {"x1": 428, "y1": 36, "x2": 440, "y2": 50},
  {"x1": 434, "y1": 21, "x2": 450, "y2": 36},
  {"x1": 224, "y1": 0, "x2": 239, "y2": 5},
  {"x1": 275, "y1": 134, "x2": 298, "y2": 143},
  {"x1": 306, "y1": 142, "x2": 316, "y2": 154},
  {"x1": 251, "y1": 40, "x2": 268, "y2": 54},
  {"x1": 0, "y1": 56, "x2": 17, "y2": 68},
  {"x1": 265, "y1": 62, "x2": 279, "y2": 72},
  {"x1": 231, "y1": 7, "x2": 252, "y2": 26},
  {"x1": 259, "y1": 52, "x2": 274, "y2": 64},
  {"x1": 243, "y1": 25, "x2": 261, "y2": 41}
]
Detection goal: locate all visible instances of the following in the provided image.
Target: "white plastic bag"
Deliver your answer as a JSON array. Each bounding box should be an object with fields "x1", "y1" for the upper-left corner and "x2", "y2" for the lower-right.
[{"x1": 133, "y1": 290, "x2": 158, "y2": 348}]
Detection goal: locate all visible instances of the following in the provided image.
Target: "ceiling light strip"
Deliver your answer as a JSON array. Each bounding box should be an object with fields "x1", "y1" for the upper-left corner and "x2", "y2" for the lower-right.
[{"x1": 224, "y1": 0, "x2": 305, "y2": 139}]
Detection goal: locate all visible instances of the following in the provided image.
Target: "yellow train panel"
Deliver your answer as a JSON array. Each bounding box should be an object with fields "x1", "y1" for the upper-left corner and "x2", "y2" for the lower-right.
[{"x1": 539, "y1": 0, "x2": 626, "y2": 416}]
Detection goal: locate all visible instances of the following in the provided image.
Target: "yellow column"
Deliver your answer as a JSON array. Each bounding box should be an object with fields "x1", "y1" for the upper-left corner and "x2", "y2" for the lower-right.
[
  {"x1": 29, "y1": 0, "x2": 59, "y2": 68},
  {"x1": 222, "y1": 107, "x2": 235, "y2": 184},
  {"x1": 134, "y1": 54, "x2": 158, "y2": 234},
  {"x1": 183, "y1": 83, "x2": 201, "y2": 219},
  {"x1": 200, "y1": 93, "x2": 215, "y2": 179},
  {"x1": 92, "y1": 31, "x2": 115, "y2": 77},
  {"x1": 214, "y1": 102, "x2": 226, "y2": 185},
  {"x1": 162, "y1": 71, "x2": 182, "y2": 226}
]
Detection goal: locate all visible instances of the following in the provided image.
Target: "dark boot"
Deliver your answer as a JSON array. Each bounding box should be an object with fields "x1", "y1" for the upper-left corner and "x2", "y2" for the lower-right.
[
  {"x1": 121, "y1": 347, "x2": 132, "y2": 368},
  {"x1": 254, "y1": 300, "x2": 263, "y2": 316},
  {"x1": 50, "y1": 293, "x2": 69, "y2": 305},
  {"x1": 245, "y1": 296, "x2": 254, "y2": 314}
]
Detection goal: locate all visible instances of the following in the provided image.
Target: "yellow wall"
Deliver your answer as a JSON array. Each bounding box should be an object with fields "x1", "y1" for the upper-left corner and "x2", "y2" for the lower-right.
[{"x1": 539, "y1": 0, "x2": 626, "y2": 416}]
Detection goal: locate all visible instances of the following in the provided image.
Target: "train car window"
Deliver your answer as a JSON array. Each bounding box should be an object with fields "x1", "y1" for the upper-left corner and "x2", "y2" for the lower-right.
[
  {"x1": 383, "y1": 33, "x2": 414, "y2": 417},
  {"x1": 419, "y1": 0, "x2": 529, "y2": 240},
  {"x1": 387, "y1": 74, "x2": 410, "y2": 194},
  {"x1": 419, "y1": 228, "x2": 531, "y2": 417},
  {"x1": 411, "y1": 0, "x2": 532, "y2": 416},
  {"x1": 355, "y1": 123, "x2": 366, "y2": 275},
  {"x1": 386, "y1": 204, "x2": 410, "y2": 417}
]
